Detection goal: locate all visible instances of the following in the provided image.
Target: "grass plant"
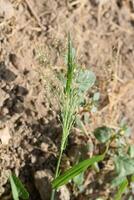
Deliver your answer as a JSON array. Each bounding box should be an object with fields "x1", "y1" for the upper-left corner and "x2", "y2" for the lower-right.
[{"x1": 50, "y1": 34, "x2": 96, "y2": 199}]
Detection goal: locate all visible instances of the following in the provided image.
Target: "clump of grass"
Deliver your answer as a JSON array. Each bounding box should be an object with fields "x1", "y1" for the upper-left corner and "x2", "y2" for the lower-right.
[{"x1": 50, "y1": 34, "x2": 96, "y2": 199}]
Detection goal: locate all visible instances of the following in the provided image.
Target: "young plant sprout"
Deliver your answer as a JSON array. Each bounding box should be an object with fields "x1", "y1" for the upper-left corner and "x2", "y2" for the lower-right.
[{"x1": 50, "y1": 35, "x2": 96, "y2": 199}]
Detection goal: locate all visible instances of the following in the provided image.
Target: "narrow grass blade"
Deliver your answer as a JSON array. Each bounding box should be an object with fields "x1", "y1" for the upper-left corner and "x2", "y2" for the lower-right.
[
  {"x1": 114, "y1": 178, "x2": 128, "y2": 200},
  {"x1": 9, "y1": 174, "x2": 29, "y2": 200},
  {"x1": 52, "y1": 154, "x2": 104, "y2": 189},
  {"x1": 65, "y1": 34, "x2": 75, "y2": 95},
  {"x1": 10, "y1": 175, "x2": 19, "y2": 200}
]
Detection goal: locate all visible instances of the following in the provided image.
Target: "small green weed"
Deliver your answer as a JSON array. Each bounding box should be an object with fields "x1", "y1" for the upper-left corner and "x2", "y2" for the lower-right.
[
  {"x1": 9, "y1": 174, "x2": 29, "y2": 200},
  {"x1": 51, "y1": 37, "x2": 133, "y2": 200},
  {"x1": 50, "y1": 35, "x2": 96, "y2": 199}
]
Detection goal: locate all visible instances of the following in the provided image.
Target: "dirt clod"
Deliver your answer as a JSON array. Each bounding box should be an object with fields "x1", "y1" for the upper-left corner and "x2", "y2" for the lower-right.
[{"x1": 34, "y1": 170, "x2": 53, "y2": 200}]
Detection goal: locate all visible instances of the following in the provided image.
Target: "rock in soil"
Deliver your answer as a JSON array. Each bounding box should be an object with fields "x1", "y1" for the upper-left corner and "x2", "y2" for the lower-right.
[
  {"x1": 58, "y1": 185, "x2": 70, "y2": 200},
  {"x1": 34, "y1": 169, "x2": 53, "y2": 200},
  {"x1": 34, "y1": 169, "x2": 70, "y2": 200}
]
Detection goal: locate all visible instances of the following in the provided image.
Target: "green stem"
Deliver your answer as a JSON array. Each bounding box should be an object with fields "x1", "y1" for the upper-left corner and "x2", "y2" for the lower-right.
[
  {"x1": 50, "y1": 149, "x2": 63, "y2": 200},
  {"x1": 51, "y1": 34, "x2": 74, "y2": 200}
]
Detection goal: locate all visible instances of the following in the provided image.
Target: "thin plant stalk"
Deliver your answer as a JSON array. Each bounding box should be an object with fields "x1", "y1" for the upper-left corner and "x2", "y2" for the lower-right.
[
  {"x1": 50, "y1": 149, "x2": 63, "y2": 200},
  {"x1": 50, "y1": 36, "x2": 76, "y2": 200},
  {"x1": 50, "y1": 34, "x2": 96, "y2": 199}
]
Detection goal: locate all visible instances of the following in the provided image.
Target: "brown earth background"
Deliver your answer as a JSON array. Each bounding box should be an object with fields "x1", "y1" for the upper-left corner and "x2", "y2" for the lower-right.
[{"x1": 0, "y1": 0, "x2": 134, "y2": 199}]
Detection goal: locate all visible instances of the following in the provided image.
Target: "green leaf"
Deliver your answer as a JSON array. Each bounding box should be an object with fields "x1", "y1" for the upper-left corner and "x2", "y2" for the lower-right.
[
  {"x1": 114, "y1": 178, "x2": 128, "y2": 200},
  {"x1": 112, "y1": 156, "x2": 134, "y2": 187},
  {"x1": 117, "y1": 156, "x2": 134, "y2": 177},
  {"x1": 131, "y1": 174, "x2": 134, "y2": 182},
  {"x1": 112, "y1": 177, "x2": 127, "y2": 187},
  {"x1": 73, "y1": 172, "x2": 84, "y2": 187},
  {"x1": 93, "y1": 92, "x2": 100, "y2": 101},
  {"x1": 9, "y1": 175, "x2": 19, "y2": 200},
  {"x1": 93, "y1": 162, "x2": 100, "y2": 172},
  {"x1": 94, "y1": 126, "x2": 112, "y2": 143},
  {"x1": 128, "y1": 145, "x2": 134, "y2": 158},
  {"x1": 52, "y1": 154, "x2": 104, "y2": 189},
  {"x1": 76, "y1": 70, "x2": 96, "y2": 94},
  {"x1": 9, "y1": 174, "x2": 29, "y2": 200}
]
